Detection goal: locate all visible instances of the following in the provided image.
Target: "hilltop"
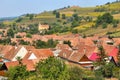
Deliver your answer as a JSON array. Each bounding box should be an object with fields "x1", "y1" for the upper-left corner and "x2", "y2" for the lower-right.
[{"x1": 0, "y1": 1, "x2": 120, "y2": 37}]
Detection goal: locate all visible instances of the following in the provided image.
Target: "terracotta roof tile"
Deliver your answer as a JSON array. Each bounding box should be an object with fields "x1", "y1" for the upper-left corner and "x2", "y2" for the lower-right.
[
  {"x1": 59, "y1": 49, "x2": 72, "y2": 59},
  {"x1": 108, "y1": 47, "x2": 119, "y2": 62},
  {"x1": 5, "y1": 60, "x2": 35, "y2": 71},
  {"x1": 56, "y1": 44, "x2": 72, "y2": 50},
  {"x1": 4, "y1": 46, "x2": 22, "y2": 60},
  {"x1": 0, "y1": 45, "x2": 13, "y2": 56},
  {"x1": 23, "y1": 49, "x2": 54, "y2": 60}
]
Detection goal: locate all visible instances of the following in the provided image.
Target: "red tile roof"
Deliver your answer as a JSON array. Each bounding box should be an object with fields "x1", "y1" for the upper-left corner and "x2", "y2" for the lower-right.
[
  {"x1": 59, "y1": 48, "x2": 91, "y2": 63},
  {"x1": 108, "y1": 47, "x2": 119, "y2": 62},
  {"x1": 23, "y1": 45, "x2": 35, "y2": 51},
  {"x1": 4, "y1": 60, "x2": 35, "y2": 71},
  {"x1": 59, "y1": 49, "x2": 72, "y2": 59},
  {"x1": 56, "y1": 44, "x2": 71, "y2": 50},
  {"x1": 4, "y1": 46, "x2": 23, "y2": 60},
  {"x1": 89, "y1": 52, "x2": 99, "y2": 61},
  {"x1": 23, "y1": 49, "x2": 54, "y2": 60},
  {"x1": 0, "y1": 45, "x2": 13, "y2": 56}
]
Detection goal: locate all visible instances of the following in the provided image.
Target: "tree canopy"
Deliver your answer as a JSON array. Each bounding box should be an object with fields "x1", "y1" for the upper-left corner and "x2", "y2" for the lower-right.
[
  {"x1": 96, "y1": 13, "x2": 113, "y2": 25},
  {"x1": 36, "y1": 57, "x2": 70, "y2": 80}
]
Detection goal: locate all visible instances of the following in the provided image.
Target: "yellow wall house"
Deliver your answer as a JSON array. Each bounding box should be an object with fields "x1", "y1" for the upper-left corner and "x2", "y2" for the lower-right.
[{"x1": 38, "y1": 23, "x2": 49, "y2": 31}]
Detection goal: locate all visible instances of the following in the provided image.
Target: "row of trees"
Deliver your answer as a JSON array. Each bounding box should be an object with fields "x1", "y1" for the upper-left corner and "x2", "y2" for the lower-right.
[
  {"x1": 7, "y1": 57, "x2": 87, "y2": 80},
  {"x1": 34, "y1": 39, "x2": 58, "y2": 48},
  {"x1": 15, "y1": 14, "x2": 34, "y2": 22},
  {"x1": 95, "y1": 12, "x2": 119, "y2": 28},
  {"x1": 53, "y1": 10, "x2": 66, "y2": 19}
]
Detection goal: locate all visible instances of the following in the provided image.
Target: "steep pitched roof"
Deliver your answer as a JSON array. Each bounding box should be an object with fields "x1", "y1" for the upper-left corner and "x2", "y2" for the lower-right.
[
  {"x1": 59, "y1": 48, "x2": 91, "y2": 63},
  {"x1": 23, "y1": 49, "x2": 54, "y2": 60},
  {"x1": 89, "y1": 52, "x2": 99, "y2": 61},
  {"x1": 4, "y1": 60, "x2": 35, "y2": 71},
  {"x1": 59, "y1": 49, "x2": 72, "y2": 59},
  {"x1": 56, "y1": 44, "x2": 72, "y2": 50},
  {"x1": 68, "y1": 51, "x2": 86, "y2": 62},
  {"x1": 4, "y1": 46, "x2": 22, "y2": 60},
  {"x1": 0, "y1": 45, "x2": 13, "y2": 56},
  {"x1": 4, "y1": 46, "x2": 28, "y2": 61},
  {"x1": 102, "y1": 44, "x2": 115, "y2": 54},
  {"x1": 108, "y1": 47, "x2": 119, "y2": 62},
  {"x1": 23, "y1": 45, "x2": 35, "y2": 51}
]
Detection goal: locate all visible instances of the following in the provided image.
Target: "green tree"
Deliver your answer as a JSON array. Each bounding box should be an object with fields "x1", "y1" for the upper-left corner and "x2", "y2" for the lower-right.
[
  {"x1": 96, "y1": 45, "x2": 106, "y2": 66},
  {"x1": 71, "y1": 20, "x2": 79, "y2": 27},
  {"x1": 36, "y1": 57, "x2": 70, "y2": 80},
  {"x1": 0, "y1": 38, "x2": 11, "y2": 45},
  {"x1": 63, "y1": 40, "x2": 72, "y2": 47},
  {"x1": 94, "y1": 45, "x2": 112, "y2": 79},
  {"x1": 26, "y1": 33, "x2": 32, "y2": 38},
  {"x1": 15, "y1": 17, "x2": 23, "y2": 22},
  {"x1": 0, "y1": 22, "x2": 5, "y2": 28},
  {"x1": 94, "y1": 69, "x2": 104, "y2": 80},
  {"x1": 72, "y1": 14, "x2": 79, "y2": 21},
  {"x1": 16, "y1": 57, "x2": 22, "y2": 65},
  {"x1": 71, "y1": 29, "x2": 78, "y2": 34},
  {"x1": 19, "y1": 40, "x2": 30, "y2": 45},
  {"x1": 7, "y1": 65, "x2": 29, "y2": 80},
  {"x1": 112, "y1": 19, "x2": 119, "y2": 28},
  {"x1": 29, "y1": 14, "x2": 34, "y2": 20},
  {"x1": 96, "y1": 13, "x2": 113, "y2": 25},
  {"x1": 28, "y1": 24, "x2": 39, "y2": 34},
  {"x1": 35, "y1": 39, "x2": 58, "y2": 48},
  {"x1": 102, "y1": 23, "x2": 107, "y2": 29},
  {"x1": 103, "y1": 62, "x2": 114, "y2": 78},
  {"x1": 7, "y1": 57, "x2": 29, "y2": 80},
  {"x1": 47, "y1": 39, "x2": 57, "y2": 48},
  {"x1": 56, "y1": 12, "x2": 60, "y2": 18},
  {"x1": 113, "y1": 23, "x2": 117, "y2": 28},
  {"x1": 7, "y1": 28, "x2": 15, "y2": 38},
  {"x1": 53, "y1": 10, "x2": 57, "y2": 14},
  {"x1": 69, "y1": 66, "x2": 83, "y2": 80},
  {"x1": 35, "y1": 40, "x2": 46, "y2": 48},
  {"x1": 62, "y1": 14, "x2": 66, "y2": 19},
  {"x1": 113, "y1": 67, "x2": 120, "y2": 80},
  {"x1": 85, "y1": 16, "x2": 93, "y2": 22}
]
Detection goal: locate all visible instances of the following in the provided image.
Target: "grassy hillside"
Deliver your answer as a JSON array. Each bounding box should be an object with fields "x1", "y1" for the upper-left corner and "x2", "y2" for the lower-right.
[{"x1": 1, "y1": 1, "x2": 120, "y2": 37}]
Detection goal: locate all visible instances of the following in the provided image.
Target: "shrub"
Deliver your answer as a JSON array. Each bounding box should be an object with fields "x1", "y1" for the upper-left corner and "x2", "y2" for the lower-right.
[
  {"x1": 102, "y1": 23, "x2": 107, "y2": 29},
  {"x1": 96, "y1": 13, "x2": 113, "y2": 26}
]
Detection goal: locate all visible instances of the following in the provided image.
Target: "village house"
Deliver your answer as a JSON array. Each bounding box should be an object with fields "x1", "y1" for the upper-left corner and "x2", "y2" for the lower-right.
[
  {"x1": 88, "y1": 37, "x2": 120, "y2": 66},
  {"x1": 0, "y1": 45, "x2": 35, "y2": 63},
  {"x1": 23, "y1": 49, "x2": 54, "y2": 63},
  {"x1": 57, "y1": 35, "x2": 120, "y2": 69},
  {"x1": 0, "y1": 60, "x2": 35, "y2": 71},
  {"x1": 0, "y1": 34, "x2": 120, "y2": 71},
  {"x1": 38, "y1": 23, "x2": 49, "y2": 31},
  {"x1": 58, "y1": 44, "x2": 96, "y2": 69},
  {"x1": 0, "y1": 45, "x2": 54, "y2": 74},
  {"x1": 1, "y1": 46, "x2": 28, "y2": 62}
]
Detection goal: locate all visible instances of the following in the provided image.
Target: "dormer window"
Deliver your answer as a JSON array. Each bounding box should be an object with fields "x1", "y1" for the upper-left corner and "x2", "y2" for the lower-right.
[{"x1": 106, "y1": 41, "x2": 114, "y2": 45}]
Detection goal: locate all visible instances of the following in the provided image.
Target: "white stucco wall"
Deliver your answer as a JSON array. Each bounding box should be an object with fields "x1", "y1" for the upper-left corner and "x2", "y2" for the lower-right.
[
  {"x1": 12, "y1": 47, "x2": 28, "y2": 61},
  {"x1": 28, "y1": 53, "x2": 37, "y2": 60}
]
